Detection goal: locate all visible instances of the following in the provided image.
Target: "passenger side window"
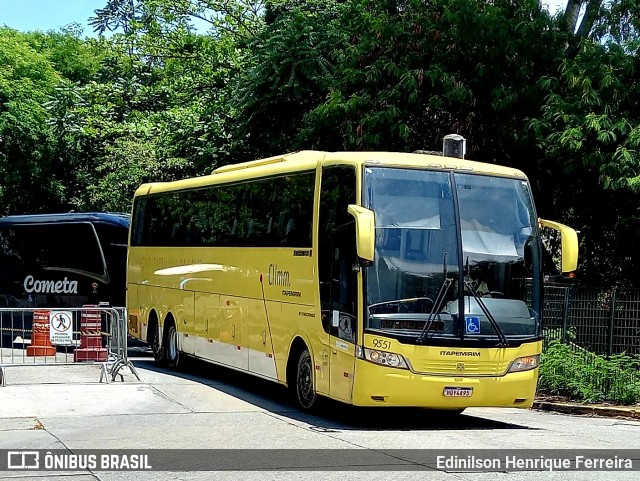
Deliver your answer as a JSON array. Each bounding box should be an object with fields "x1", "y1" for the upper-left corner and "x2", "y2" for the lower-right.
[{"x1": 134, "y1": 173, "x2": 315, "y2": 248}]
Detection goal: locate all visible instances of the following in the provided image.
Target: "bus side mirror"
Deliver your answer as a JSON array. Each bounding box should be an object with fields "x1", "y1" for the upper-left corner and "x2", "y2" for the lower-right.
[
  {"x1": 539, "y1": 218, "x2": 579, "y2": 277},
  {"x1": 347, "y1": 205, "x2": 375, "y2": 265}
]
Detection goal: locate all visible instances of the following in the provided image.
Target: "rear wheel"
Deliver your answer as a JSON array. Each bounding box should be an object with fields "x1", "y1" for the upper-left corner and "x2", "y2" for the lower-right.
[
  {"x1": 165, "y1": 321, "x2": 181, "y2": 370},
  {"x1": 149, "y1": 321, "x2": 165, "y2": 365},
  {"x1": 292, "y1": 349, "x2": 317, "y2": 410}
]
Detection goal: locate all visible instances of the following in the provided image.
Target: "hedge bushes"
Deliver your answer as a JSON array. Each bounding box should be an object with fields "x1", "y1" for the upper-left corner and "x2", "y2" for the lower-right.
[{"x1": 538, "y1": 341, "x2": 640, "y2": 405}]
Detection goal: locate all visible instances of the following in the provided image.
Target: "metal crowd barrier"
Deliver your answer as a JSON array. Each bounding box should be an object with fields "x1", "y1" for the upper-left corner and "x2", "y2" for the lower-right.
[{"x1": 0, "y1": 306, "x2": 140, "y2": 387}]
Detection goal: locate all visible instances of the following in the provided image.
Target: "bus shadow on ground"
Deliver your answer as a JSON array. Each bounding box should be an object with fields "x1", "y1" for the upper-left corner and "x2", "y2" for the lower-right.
[{"x1": 133, "y1": 355, "x2": 536, "y2": 432}]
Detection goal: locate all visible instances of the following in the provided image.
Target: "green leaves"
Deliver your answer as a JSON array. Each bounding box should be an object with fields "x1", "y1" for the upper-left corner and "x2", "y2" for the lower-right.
[
  {"x1": 539, "y1": 340, "x2": 640, "y2": 405},
  {"x1": 231, "y1": 0, "x2": 344, "y2": 155},
  {"x1": 1, "y1": 0, "x2": 640, "y2": 288},
  {"x1": 535, "y1": 35, "x2": 640, "y2": 185},
  {"x1": 0, "y1": 28, "x2": 61, "y2": 215}
]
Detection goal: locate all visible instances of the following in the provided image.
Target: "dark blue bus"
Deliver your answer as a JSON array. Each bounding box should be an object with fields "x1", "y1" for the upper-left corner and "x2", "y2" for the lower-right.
[{"x1": 0, "y1": 213, "x2": 130, "y2": 308}]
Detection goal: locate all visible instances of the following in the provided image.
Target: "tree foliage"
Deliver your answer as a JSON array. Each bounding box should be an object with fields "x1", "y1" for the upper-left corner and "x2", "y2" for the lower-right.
[
  {"x1": 532, "y1": 1, "x2": 640, "y2": 285},
  {"x1": 0, "y1": 28, "x2": 60, "y2": 214},
  {"x1": 300, "y1": 0, "x2": 564, "y2": 162},
  {"x1": 1, "y1": 0, "x2": 640, "y2": 286}
]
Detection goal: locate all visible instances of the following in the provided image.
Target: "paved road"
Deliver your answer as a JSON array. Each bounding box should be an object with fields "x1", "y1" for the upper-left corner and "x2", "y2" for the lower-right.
[{"x1": 1, "y1": 353, "x2": 639, "y2": 481}]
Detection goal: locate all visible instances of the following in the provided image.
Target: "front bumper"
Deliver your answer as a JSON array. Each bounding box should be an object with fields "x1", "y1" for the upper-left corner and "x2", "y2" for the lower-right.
[{"x1": 351, "y1": 358, "x2": 538, "y2": 408}]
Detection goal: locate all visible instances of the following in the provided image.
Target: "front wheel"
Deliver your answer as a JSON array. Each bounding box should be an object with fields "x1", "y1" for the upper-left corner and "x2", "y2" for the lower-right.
[
  {"x1": 445, "y1": 408, "x2": 466, "y2": 415},
  {"x1": 423, "y1": 408, "x2": 466, "y2": 418},
  {"x1": 292, "y1": 349, "x2": 317, "y2": 410},
  {"x1": 165, "y1": 322, "x2": 181, "y2": 370}
]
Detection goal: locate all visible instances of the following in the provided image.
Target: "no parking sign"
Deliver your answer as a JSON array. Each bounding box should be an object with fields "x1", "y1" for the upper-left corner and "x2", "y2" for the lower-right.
[{"x1": 49, "y1": 311, "x2": 73, "y2": 346}]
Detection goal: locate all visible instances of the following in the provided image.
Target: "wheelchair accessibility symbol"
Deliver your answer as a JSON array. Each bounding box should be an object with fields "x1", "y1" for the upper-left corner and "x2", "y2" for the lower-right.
[{"x1": 465, "y1": 316, "x2": 480, "y2": 335}]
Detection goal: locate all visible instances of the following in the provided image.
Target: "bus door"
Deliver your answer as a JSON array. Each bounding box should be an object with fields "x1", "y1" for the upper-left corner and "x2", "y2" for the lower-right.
[
  {"x1": 328, "y1": 222, "x2": 358, "y2": 402},
  {"x1": 319, "y1": 165, "x2": 357, "y2": 402}
]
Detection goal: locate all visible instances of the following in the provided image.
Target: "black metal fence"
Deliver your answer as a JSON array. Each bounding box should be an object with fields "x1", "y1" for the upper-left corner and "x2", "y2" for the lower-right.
[
  {"x1": 539, "y1": 284, "x2": 640, "y2": 404},
  {"x1": 543, "y1": 285, "x2": 640, "y2": 356}
]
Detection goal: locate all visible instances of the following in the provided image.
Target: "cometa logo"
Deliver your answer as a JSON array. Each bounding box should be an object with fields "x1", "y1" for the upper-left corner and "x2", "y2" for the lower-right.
[
  {"x1": 440, "y1": 351, "x2": 481, "y2": 357},
  {"x1": 23, "y1": 275, "x2": 78, "y2": 294}
]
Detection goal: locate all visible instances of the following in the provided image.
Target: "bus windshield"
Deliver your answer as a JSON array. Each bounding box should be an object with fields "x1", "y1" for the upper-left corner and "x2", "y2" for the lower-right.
[{"x1": 364, "y1": 166, "x2": 541, "y2": 342}]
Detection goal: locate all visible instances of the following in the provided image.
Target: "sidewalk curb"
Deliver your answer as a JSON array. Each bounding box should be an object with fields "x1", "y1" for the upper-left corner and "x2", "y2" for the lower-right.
[{"x1": 533, "y1": 401, "x2": 640, "y2": 420}]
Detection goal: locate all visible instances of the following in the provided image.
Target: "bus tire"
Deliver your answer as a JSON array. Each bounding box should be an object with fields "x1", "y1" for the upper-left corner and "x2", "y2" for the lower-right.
[
  {"x1": 446, "y1": 408, "x2": 465, "y2": 415},
  {"x1": 148, "y1": 319, "x2": 166, "y2": 365},
  {"x1": 165, "y1": 320, "x2": 181, "y2": 370},
  {"x1": 291, "y1": 348, "x2": 317, "y2": 410},
  {"x1": 430, "y1": 408, "x2": 466, "y2": 417}
]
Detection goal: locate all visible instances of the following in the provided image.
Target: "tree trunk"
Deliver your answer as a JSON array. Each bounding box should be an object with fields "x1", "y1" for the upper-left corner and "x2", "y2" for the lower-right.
[
  {"x1": 565, "y1": 0, "x2": 603, "y2": 58},
  {"x1": 564, "y1": 0, "x2": 582, "y2": 34},
  {"x1": 575, "y1": 0, "x2": 603, "y2": 40}
]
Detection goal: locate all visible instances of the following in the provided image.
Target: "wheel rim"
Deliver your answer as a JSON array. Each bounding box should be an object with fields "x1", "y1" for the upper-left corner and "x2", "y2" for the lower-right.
[
  {"x1": 168, "y1": 326, "x2": 178, "y2": 362},
  {"x1": 297, "y1": 352, "x2": 314, "y2": 408}
]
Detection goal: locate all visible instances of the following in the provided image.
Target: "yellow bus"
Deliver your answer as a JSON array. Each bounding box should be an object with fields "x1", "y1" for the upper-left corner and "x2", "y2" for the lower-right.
[{"x1": 127, "y1": 149, "x2": 578, "y2": 411}]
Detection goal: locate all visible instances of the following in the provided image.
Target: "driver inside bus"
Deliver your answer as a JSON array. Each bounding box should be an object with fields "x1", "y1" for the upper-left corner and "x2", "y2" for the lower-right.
[
  {"x1": 453, "y1": 266, "x2": 491, "y2": 297},
  {"x1": 451, "y1": 265, "x2": 491, "y2": 298},
  {"x1": 466, "y1": 265, "x2": 491, "y2": 297}
]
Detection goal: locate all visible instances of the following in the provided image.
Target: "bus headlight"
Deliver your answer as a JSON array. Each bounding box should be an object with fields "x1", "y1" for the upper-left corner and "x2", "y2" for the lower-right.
[
  {"x1": 508, "y1": 354, "x2": 540, "y2": 373},
  {"x1": 359, "y1": 347, "x2": 409, "y2": 369}
]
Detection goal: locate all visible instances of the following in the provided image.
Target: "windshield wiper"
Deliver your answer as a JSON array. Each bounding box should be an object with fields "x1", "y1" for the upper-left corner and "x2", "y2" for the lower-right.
[
  {"x1": 464, "y1": 280, "x2": 509, "y2": 347},
  {"x1": 369, "y1": 297, "x2": 435, "y2": 312},
  {"x1": 417, "y1": 253, "x2": 452, "y2": 344}
]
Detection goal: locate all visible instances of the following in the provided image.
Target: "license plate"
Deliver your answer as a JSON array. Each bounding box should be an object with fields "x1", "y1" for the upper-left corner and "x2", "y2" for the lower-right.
[{"x1": 443, "y1": 387, "x2": 473, "y2": 397}]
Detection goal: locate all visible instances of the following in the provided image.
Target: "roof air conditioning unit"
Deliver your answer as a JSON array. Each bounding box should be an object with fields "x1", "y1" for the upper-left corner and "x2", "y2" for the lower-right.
[{"x1": 443, "y1": 134, "x2": 466, "y2": 159}]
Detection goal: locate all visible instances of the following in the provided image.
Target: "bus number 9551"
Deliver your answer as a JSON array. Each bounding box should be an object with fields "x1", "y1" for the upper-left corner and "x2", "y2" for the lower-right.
[{"x1": 371, "y1": 338, "x2": 391, "y2": 350}]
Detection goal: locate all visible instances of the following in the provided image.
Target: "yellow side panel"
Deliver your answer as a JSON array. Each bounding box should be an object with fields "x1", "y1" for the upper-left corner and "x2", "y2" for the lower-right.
[
  {"x1": 126, "y1": 246, "x2": 326, "y2": 385},
  {"x1": 216, "y1": 295, "x2": 248, "y2": 370},
  {"x1": 193, "y1": 292, "x2": 220, "y2": 355},
  {"x1": 127, "y1": 283, "x2": 140, "y2": 338},
  {"x1": 276, "y1": 301, "x2": 327, "y2": 393},
  {"x1": 329, "y1": 336, "x2": 355, "y2": 402}
]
